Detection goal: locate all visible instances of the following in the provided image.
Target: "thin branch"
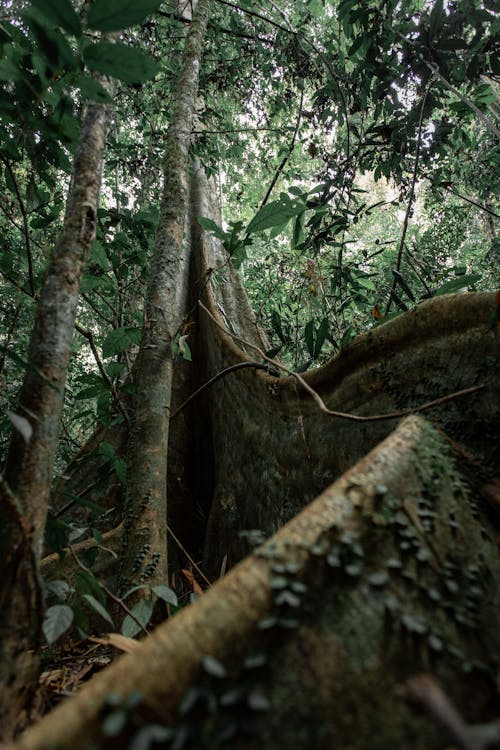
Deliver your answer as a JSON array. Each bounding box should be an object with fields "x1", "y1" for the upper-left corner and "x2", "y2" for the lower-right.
[
  {"x1": 260, "y1": 86, "x2": 304, "y2": 208},
  {"x1": 74, "y1": 323, "x2": 131, "y2": 427},
  {"x1": 69, "y1": 546, "x2": 150, "y2": 636},
  {"x1": 214, "y1": 0, "x2": 293, "y2": 35},
  {"x1": 0, "y1": 154, "x2": 35, "y2": 295},
  {"x1": 170, "y1": 361, "x2": 277, "y2": 420},
  {"x1": 385, "y1": 84, "x2": 431, "y2": 315},
  {"x1": 193, "y1": 126, "x2": 295, "y2": 134},
  {"x1": 166, "y1": 524, "x2": 212, "y2": 589},
  {"x1": 199, "y1": 300, "x2": 484, "y2": 423},
  {"x1": 425, "y1": 61, "x2": 500, "y2": 141}
]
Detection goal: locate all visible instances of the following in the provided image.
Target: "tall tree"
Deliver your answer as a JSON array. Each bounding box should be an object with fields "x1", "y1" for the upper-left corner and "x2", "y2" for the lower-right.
[{"x1": 0, "y1": 0, "x2": 498, "y2": 746}]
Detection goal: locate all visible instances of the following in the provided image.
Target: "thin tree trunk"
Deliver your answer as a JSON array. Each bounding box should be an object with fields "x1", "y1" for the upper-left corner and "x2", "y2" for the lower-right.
[
  {"x1": 0, "y1": 84, "x2": 113, "y2": 738},
  {"x1": 8, "y1": 416, "x2": 500, "y2": 750},
  {"x1": 119, "y1": 0, "x2": 211, "y2": 596}
]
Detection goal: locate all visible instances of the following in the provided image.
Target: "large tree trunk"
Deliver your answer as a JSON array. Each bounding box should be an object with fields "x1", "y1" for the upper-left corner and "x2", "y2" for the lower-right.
[
  {"x1": 8, "y1": 415, "x2": 500, "y2": 750},
  {"x1": 0, "y1": 80, "x2": 113, "y2": 739},
  {"x1": 118, "y1": 0, "x2": 211, "y2": 596}
]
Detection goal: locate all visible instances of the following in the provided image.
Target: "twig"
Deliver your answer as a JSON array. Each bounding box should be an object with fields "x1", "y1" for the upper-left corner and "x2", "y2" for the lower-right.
[
  {"x1": 425, "y1": 61, "x2": 500, "y2": 141},
  {"x1": 74, "y1": 324, "x2": 131, "y2": 427},
  {"x1": 260, "y1": 87, "x2": 304, "y2": 208},
  {"x1": 385, "y1": 83, "x2": 431, "y2": 315},
  {"x1": 170, "y1": 361, "x2": 277, "y2": 420},
  {"x1": 405, "y1": 674, "x2": 500, "y2": 750},
  {"x1": 0, "y1": 154, "x2": 35, "y2": 295},
  {"x1": 199, "y1": 300, "x2": 484, "y2": 423},
  {"x1": 214, "y1": 0, "x2": 293, "y2": 34},
  {"x1": 69, "y1": 545, "x2": 150, "y2": 636},
  {"x1": 167, "y1": 524, "x2": 212, "y2": 589}
]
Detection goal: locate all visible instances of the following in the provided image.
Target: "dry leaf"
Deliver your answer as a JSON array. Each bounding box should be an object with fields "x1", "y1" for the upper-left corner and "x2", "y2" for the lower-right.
[{"x1": 89, "y1": 633, "x2": 143, "y2": 653}]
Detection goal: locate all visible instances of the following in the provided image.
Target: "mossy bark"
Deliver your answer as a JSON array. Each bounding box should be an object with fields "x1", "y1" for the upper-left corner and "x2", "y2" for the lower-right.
[
  {"x1": 0, "y1": 85, "x2": 113, "y2": 739},
  {"x1": 8, "y1": 417, "x2": 500, "y2": 750},
  {"x1": 119, "y1": 0, "x2": 212, "y2": 597}
]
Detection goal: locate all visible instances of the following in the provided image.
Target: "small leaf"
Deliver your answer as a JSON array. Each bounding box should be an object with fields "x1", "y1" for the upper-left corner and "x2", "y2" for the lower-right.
[
  {"x1": 84, "y1": 41, "x2": 160, "y2": 84},
  {"x1": 202, "y1": 654, "x2": 227, "y2": 678},
  {"x1": 102, "y1": 709, "x2": 127, "y2": 737},
  {"x1": 6, "y1": 411, "x2": 32, "y2": 443},
  {"x1": 82, "y1": 594, "x2": 114, "y2": 625},
  {"x1": 102, "y1": 327, "x2": 141, "y2": 358},
  {"x1": 198, "y1": 216, "x2": 227, "y2": 241},
  {"x1": 87, "y1": 0, "x2": 163, "y2": 32},
  {"x1": 46, "y1": 579, "x2": 71, "y2": 601},
  {"x1": 43, "y1": 604, "x2": 74, "y2": 643},
  {"x1": 247, "y1": 690, "x2": 271, "y2": 711},
  {"x1": 304, "y1": 320, "x2": 315, "y2": 358},
  {"x1": 121, "y1": 599, "x2": 153, "y2": 638},
  {"x1": 368, "y1": 571, "x2": 389, "y2": 587},
  {"x1": 129, "y1": 725, "x2": 173, "y2": 750},
  {"x1": 152, "y1": 584, "x2": 177, "y2": 607}
]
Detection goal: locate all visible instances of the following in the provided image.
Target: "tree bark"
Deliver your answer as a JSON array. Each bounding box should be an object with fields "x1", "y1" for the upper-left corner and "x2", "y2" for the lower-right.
[
  {"x1": 119, "y1": 0, "x2": 212, "y2": 597},
  {"x1": 8, "y1": 416, "x2": 500, "y2": 750},
  {"x1": 0, "y1": 85, "x2": 113, "y2": 738}
]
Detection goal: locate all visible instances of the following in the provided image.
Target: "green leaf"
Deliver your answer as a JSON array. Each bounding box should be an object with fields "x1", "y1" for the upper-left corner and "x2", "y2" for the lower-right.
[
  {"x1": 102, "y1": 327, "x2": 142, "y2": 358},
  {"x1": 393, "y1": 270, "x2": 416, "y2": 302},
  {"x1": 433, "y1": 273, "x2": 480, "y2": 296},
  {"x1": 313, "y1": 318, "x2": 329, "y2": 358},
  {"x1": 30, "y1": 0, "x2": 81, "y2": 35},
  {"x1": 246, "y1": 199, "x2": 304, "y2": 235},
  {"x1": 84, "y1": 41, "x2": 160, "y2": 84},
  {"x1": 152, "y1": 584, "x2": 178, "y2": 607},
  {"x1": 78, "y1": 74, "x2": 113, "y2": 103},
  {"x1": 429, "y1": 0, "x2": 443, "y2": 39},
  {"x1": 87, "y1": 0, "x2": 163, "y2": 32},
  {"x1": 43, "y1": 604, "x2": 74, "y2": 643},
  {"x1": 304, "y1": 320, "x2": 315, "y2": 358},
  {"x1": 198, "y1": 216, "x2": 227, "y2": 241},
  {"x1": 121, "y1": 599, "x2": 153, "y2": 638},
  {"x1": 82, "y1": 594, "x2": 114, "y2": 625}
]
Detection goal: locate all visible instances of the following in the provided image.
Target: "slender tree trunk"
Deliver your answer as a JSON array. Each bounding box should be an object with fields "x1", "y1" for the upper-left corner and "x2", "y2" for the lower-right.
[
  {"x1": 0, "y1": 84, "x2": 112, "y2": 738},
  {"x1": 119, "y1": 0, "x2": 211, "y2": 596}
]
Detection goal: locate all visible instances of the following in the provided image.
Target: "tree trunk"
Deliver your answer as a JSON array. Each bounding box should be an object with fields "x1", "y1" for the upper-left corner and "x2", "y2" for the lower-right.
[
  {"x1": 0, "y1": 83, "x2": 113, "y2": 738},
  {"x1": 118, "y1": 0, "x2": 211, "y2": 597},
  {"x1": 8, "y1": 415, "x2": 500, "y2": 750}
]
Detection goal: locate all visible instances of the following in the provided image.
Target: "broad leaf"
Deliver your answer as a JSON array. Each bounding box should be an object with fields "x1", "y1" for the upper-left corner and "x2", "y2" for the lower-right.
[
  {"x1": 82, "y1": 594, "x2": 114, "y2": 626},
  {"x1": 121, "y1": 599, "x2": 153, "y2": 638},
  {"x1": 84, "y1": 41, "x2": 160, "y2": 84},
  {"x1": 152, "y1": 584, "x2": 178, "y2": 607},
  {"x1": 246, "y1": 200, "x2": 304, "y2": 235},
  {"x1": 87, "y1": 0, "x2": 163, "y2": 32},
  {"x1": 102, "y1": 327, "x2": 142, "y2": 358},
  {"x1": 43, "y1": 604, "x2": 74, "y2": 643},
  {"x1": 30, "y1": 0, "x2": 81, "y2": 35}
]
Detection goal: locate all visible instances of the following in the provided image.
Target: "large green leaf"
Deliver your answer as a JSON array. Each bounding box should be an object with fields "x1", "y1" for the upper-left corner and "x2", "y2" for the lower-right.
[
  {"x1": 121, "y1": 599, "x2": 153, "y2": 638},
  {"x1": 84, "y1": 41, "x2": 160, "y2": 84},
  {"x1": 102, "y1": 327, "x2": 142, "y2": 358},
  {"x1": 29, "y1": 0, "x2": 81, "y2": 35},
  {"x1": 87, "y1": 0, "x2": 163, "y2": 32},
  {"x1": 43, "y1": 604, "x2": 74, "y2": 643},
  {"x1": 246, "y1": 200, "x2": 304, "y2": 235},
  {"x1": 82, "y1": 594, "x2": 114, "y2": 626}
]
